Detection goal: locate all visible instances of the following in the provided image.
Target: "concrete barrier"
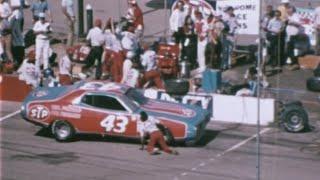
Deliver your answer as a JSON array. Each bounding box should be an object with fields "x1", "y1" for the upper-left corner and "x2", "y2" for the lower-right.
[{"x1": 0, "y1": 74, "x2": 33, "y2": 102}]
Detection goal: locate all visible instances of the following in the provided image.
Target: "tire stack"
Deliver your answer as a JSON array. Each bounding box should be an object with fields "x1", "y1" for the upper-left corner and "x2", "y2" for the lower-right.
[{"x1": 306, "y1": 64, "x2": 320, "y2": 92}]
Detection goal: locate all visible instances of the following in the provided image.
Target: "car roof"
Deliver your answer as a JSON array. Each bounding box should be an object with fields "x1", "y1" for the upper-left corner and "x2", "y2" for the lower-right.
[{"x1": 75, "y1": 81, "x2": 131, "y2": 95}]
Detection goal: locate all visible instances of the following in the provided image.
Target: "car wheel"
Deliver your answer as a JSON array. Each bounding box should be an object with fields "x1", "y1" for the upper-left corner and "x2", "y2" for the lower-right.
[
  {"x1": 306, "y1": 77, "x2": 320, "y2": 92},
  {"x1": 52, "y1": 120, "x2": 75, "y2": 142},
  {"x1": 162, "y1": 128, "x2": 175, "y2": 145},
  {"x1": 279, "y1": 104, "x2": 309, "y2": 133}
]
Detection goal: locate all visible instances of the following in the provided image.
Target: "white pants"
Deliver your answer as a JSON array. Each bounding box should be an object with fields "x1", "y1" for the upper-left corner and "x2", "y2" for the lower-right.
[
  {"x1": 197, "y1": 38, "x2": 208, "y2": 71},
  {"x1": 35, "y1": 38, "x2": 50, "y2": 69}
]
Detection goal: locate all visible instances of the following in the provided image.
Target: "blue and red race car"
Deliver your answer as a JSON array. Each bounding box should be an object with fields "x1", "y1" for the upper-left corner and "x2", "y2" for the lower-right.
[{"x1": 21, "y1": 81, "x2": 210, "y2": 145}]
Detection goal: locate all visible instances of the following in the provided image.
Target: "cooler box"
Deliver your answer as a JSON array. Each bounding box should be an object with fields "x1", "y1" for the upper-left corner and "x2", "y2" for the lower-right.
[{"x1": 201, "y1": 69, "x2": 221, "y2": 93}]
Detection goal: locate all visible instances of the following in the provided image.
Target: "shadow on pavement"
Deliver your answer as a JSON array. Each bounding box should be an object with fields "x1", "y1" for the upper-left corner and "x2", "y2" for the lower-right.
[{"x1": 34, "y1": 128, "x2": 220, "y2": 147}]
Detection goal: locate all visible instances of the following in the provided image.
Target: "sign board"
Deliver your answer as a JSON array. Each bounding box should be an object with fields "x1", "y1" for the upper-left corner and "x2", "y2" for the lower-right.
[
  {"x1": 216, "y1": 0, "x2": 261, "y2": 35},
  {"x1": 296, "y1": 8, "x2": 316, "y2": 46}
]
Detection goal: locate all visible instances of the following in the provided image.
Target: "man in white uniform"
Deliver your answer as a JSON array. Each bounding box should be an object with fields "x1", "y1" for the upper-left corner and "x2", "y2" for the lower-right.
[
  {"x1": 33, "y1": 12, "x2": 52, "y2": 70},
  {"x1": 61, "y1": 0, "x2": 75, "y2": 46},
  {"x1": 138, "y1": 111, "x2": 178, "y2": 155},
  {"x1": 169, "y1": 1, "x2": 187, "y2": 44},
  {"x1": 18, "y1": 50, "x2": 41, "y2": 88},
  {"x1": 59, "y1": 47, "x2": 74, "y2": 85},
  {"x1": 195, "y1": 12, "x2": 208, "y2": 71},
  {"x1": 85, "y1": 18, "x2": 105, "y2": 79},
  {"x1": 121, "y1": 24, "x2": 139, "y2": 52},
  {"x1": 121, "y1": 51, "x2": 134, "y2": 84}
]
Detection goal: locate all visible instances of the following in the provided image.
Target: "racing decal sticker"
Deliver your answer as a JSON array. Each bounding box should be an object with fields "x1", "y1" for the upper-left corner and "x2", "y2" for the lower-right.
[
  {"x1": 33, "y1": 90, "x2": 48, "y2": 97},
  {"x1": 29, "y1": 105, "x2": 50, "y2": 120},
  {"x1": 142, "y1": 100, "x2": 196, "y2": 118},
  {"x1": 50, "y1": 105, "x2": 81, "y2": 119},
  {"x1": 100, "y1": 115, "x2": 129, "y2": 133}
]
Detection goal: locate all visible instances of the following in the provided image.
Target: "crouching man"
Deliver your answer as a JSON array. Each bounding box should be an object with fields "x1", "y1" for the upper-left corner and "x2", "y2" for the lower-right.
[{"x1": 138, "y1": 111, "x2": 178, "y2": 155}]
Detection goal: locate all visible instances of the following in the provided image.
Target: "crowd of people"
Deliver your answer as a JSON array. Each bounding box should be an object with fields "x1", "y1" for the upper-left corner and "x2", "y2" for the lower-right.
[{"x1": 1, "y1": 0, "x2": 320, "y2": 92}]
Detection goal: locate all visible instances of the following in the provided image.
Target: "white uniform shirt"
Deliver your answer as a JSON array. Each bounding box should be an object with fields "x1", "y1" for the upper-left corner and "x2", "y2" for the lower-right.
[
  {"x1": 140, "y1": 50, "x2": 156, "y2": 71},
  {"x1": 9, "y1": 0, "x2": 21, "y2": 19},
  {"x1": 123, "y1": 68, "x2": 139, "y2": 87},
  {"x1": 121, "y1": 31, "x2": 138, "y2": 51},
  {"x1": 286, "y1": 13, "x2": 302, "y2": 38},
  {"x1": 104, "y1": 30, "x2": 122, "y2": 52},
  {"x1": 0, "y1": 2, "x2": 11, "y2": 18},
  {"x1": 121, "y1": 59, "x2": 133, "y2": 83},
  {"x1": 86, "y1": 27, "x2": 105, "y2": 46},
  {"x1": 61, "y1": 0, "x2": 74, "y2": 17},
  {"x1": 33, "y1": 20, "x2": 52, "y2": 40},
  {"x1": 169, "y1": 9, "x2": 187, "y2": 32},
  {"x1": 267, "y1": 17, "x2": 284, "y2": 34},
  {"x1": 59, "y1": 55, "x2": 71, "y2": 75},
  {"x1": 137, "y1": 116, "x2": 160, "y2": 137},
  {"x1": 314, "y1": 7, "x2": 320, "y2": 28},
  {"x1": 17, "y1": 60, "x2": 41, "y2": 87}
]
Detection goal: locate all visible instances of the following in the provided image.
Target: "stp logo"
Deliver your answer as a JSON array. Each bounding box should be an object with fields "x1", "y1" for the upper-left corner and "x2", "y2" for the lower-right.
[{"x1": 29, "y1": 105, "x2": 50, "y2": 120}]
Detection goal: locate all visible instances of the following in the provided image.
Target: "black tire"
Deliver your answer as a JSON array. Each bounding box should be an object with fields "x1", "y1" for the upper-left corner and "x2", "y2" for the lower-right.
[
  {"x1": 306, "y1": 77, "x2": 320, "y2": 92},
  {"x1": 279, "y1": 104, "x2": 309, "y2": 133},
  {"x1": 314, "y1": 64, "x2": 320, "y2": 77},
  {"x1": 52, "y1": 120, "x2": 75, "y2": 142},
  {"x1": 164, "y1": 79, "x2": 189, "y2": 95}
]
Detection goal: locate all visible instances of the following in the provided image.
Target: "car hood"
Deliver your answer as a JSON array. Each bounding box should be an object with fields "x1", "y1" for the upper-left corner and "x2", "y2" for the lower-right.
[{"x1": 141, "y1": 99, "x2": 209, "y2": 125}]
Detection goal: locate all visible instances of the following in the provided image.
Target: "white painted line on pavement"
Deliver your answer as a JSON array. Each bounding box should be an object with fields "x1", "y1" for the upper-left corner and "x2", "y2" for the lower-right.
[
  {"x1": 223, "y1": 128, "x2": 271, "y2": 154},
  {"x1": 0, "y1": 110, "x2": 20, "y2": 122}
]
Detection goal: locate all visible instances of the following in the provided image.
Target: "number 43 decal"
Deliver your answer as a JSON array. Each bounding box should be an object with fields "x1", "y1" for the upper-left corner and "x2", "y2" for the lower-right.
[{"x1": 100, "y1": 115, "x2": 129, "y2": 133}]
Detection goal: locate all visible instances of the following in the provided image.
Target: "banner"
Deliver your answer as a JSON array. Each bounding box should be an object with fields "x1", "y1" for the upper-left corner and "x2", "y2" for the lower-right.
[
  {"x1": 296, "y1": 8, "x2": 316, "y2": 46},
  {"x1": 216, "y1": 0, "x2": 260, "y2": 35}
]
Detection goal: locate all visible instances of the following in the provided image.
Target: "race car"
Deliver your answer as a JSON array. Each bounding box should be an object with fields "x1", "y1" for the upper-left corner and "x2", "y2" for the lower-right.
[{"x1": 21, "y1": 81, "x2": 210, "y2": 145}]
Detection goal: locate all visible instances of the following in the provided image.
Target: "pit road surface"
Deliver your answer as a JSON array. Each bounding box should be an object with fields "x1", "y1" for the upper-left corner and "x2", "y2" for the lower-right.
[{"x1": 1, "y1": 101, "x2": 320, "y2": 180}]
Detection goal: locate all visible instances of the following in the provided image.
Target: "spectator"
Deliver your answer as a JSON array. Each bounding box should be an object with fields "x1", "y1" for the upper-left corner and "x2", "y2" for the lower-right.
[
  {"x1": 126, "y1": 0, "x2": 144, "y2": 37},
  {"x1": 286, "y1": 6, "x2": 303, "y2": 65},
  {"x1": 278, "y1": 0, "x2": 290, "y2": 22},
  {"x1": 314, "y1": 5, "x2": 320, "y2": 55},
  {"x1": 121, "y1": 51, "x2": 135, "y2": 84},
  {"x1": 182, "y1": 15, "x2": 197, "y2": 68},
  {"x1": 121, "y1": 23, "x2": 139, "y2": 53},
  {"x1": 10, "y1": 0, "x2": 25, "y2": 68},
  {"x1": 261, "y1": 5, "x2": 274, "y2": 32},
  {"x1": 17, "y1": 50, "x2": 41, "y2": 88},
  {"x1": 138, "y1": 111, "x2": 178, "y2": 155},
  {"x1": 31, "y1": 0, "x2": 52, "y2": 22},
  {"x1": 61, "y1": 0, "x2": 75, "y2": 46},
  {"x1": 195, "y1": 11, "x2": 208, "y2": 71},
  {"x1": 0, "y1": 0, "x2": 13, "y2": 62},
  {"x1": 169, "y1": 1, "x2": 187, "y2": 44},
  {"x1": 10, "y1": 0, "x2": 28, "y2": 31},
  {"x1": 266, "y1": 10, "x2": 284, "y2": 68},
  {"x1": 85, "y1": 18, "x2": 105, "y2": 80},
  {"x1": 33, "y1": 12, "x2": 52, "y2": 70},
  {"x1": 59, "y1": 47, "x2": 74, "y2": 85}
]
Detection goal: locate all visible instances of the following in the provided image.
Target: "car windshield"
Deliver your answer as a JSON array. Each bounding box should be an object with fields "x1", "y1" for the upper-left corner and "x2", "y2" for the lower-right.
[{"x1": 125, "y1": 88, "x2": 148, "y2": 105}]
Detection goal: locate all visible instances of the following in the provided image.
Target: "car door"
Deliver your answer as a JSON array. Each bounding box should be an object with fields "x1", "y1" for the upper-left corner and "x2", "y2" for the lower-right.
[{"x1": 78, "y1": 93, "x2": 139, "y2": 137}]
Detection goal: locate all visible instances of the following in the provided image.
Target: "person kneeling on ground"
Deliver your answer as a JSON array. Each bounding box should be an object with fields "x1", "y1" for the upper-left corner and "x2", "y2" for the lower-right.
[
  {"x1": 17, "y1": 50, "x2": 41, "y2": 88},
  {"x1": 138, "y1": 111, "x2": 179, "y2": 155}
]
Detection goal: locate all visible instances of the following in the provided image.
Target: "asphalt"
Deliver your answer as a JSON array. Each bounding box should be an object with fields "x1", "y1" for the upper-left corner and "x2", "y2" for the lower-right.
[
  {"x1": 0, "y1": 100, "x2": 320, "y2": 180},
  {"x1": 1, "y1": 0, "x2": 320, "y2": 180}
]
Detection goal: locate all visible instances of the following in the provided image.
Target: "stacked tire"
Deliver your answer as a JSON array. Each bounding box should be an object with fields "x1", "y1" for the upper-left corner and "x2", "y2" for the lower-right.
[{"x1": 306, "y1": 64, "x2": 320, "y2": 92}]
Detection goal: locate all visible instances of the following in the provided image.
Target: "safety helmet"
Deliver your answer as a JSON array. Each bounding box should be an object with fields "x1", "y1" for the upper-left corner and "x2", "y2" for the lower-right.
[
  {"x1": 126, "y1": 51, "x2": 135, "y2": 59},
  {"x1": 43, "y1": 68, "x2": 54, "y2": 78}
]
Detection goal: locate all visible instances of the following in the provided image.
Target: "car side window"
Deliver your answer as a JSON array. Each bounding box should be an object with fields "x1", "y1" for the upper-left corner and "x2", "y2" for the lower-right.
[{"x1": 81, "y1": 94, "x2": 127, "y2": 111}]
